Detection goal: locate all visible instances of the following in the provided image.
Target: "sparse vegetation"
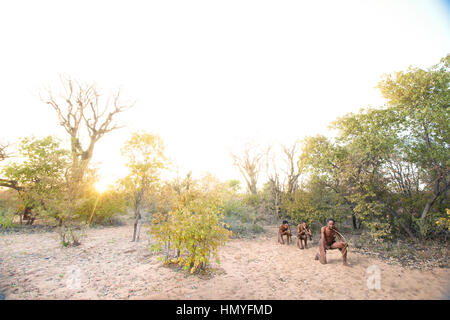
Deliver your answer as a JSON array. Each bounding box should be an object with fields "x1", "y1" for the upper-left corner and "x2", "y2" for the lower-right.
[{"x1": 0, "y1": 56, "x2": 448, "y2": 282}]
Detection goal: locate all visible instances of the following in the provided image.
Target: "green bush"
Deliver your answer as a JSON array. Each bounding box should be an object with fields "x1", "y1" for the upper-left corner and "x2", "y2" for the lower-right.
[
  {"x1": 223, "y1": 215, "x2": 264, "y2": 237},
  {"x1": 74, "y1": 189, "x2": 127, "y2": 225},
  {"x1": 151, "y1": 190, "x2": 232, "y2": 273},
  {"x1": 221, "y1": 197, "x2": 265, "y2": 237},
  {"x1": 0, "y1": 208, "x2": 14, "y2": 228},
  {"x1": 222, "y1": 198, "x2": 255, "y2": 223}
]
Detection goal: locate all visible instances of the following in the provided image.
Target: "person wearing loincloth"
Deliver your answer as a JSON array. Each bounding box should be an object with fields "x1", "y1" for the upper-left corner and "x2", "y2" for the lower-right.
[
  {"x1": 314, "y1": 218, "x2": 348, "y2": 265},
  {"x1": 297, "y1": 221, "x2": 312, "y2": 249},
  {"x1": 278, "y1": 220, "x2": 292, "y2": 245}
]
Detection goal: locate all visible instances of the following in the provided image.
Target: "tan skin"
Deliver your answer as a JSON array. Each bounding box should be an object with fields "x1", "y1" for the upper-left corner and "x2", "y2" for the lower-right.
[
  {"x1": 314, "y1": 220, "x2": 348, "y2": 265},
  {"x1": 297, "y1": 222, "x2": 312, "y2": 249},
  {"x1": 278, "y1": 223, "x2": 292, "y2": 245}
]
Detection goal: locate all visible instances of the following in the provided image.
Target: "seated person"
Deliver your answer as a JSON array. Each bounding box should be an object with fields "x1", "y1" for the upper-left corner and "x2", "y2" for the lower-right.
[
  {"x1": 278, "y1": 220, "x2": 292, "y2": 245},
  {"x1": 297, "y1": 221, "x2": 312, "y2": 249},
  {"x1": 314, "y1": 218, "x2": 348, "y2": 265}
]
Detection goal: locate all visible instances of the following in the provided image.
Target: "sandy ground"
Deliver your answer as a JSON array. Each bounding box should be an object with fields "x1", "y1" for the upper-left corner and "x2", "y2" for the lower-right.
[{"x1": 0, "y1": 224, "x2": 449, "y2": 300}]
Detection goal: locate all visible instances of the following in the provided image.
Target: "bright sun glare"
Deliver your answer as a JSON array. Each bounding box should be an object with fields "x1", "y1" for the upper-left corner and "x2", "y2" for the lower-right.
[
  {"x1": 94, "y1": 181, "x2": 110, "y2": 193},
  {"x1": 0, "y1": 1, "x2": 449, "y2": 186}
]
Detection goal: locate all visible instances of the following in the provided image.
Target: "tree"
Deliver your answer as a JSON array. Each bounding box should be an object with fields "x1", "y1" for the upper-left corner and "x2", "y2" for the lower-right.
[
  {"x1": 0, "y1": 142, "x2": 10, "y2": 162},
  {"x1": 281, "y1": 142, "x2": 301, "y2": 196},
  {"x1": 331, "y1": 108, "x2": 418, "y2": 238},
  {"x1": 1, "y1": 136, "x2": 70, "y2": 225},
  {"x1": 265, "y1": 146, "x2": 282, "y2": 218},
  {"x1": 0, "y1": 142, "x2": 21, "y2": 191},
  {"x1": 377, "y1": 55, "x2": 449, "y2": 228},
  {"x1": 298, "y1": 135, "x2": 361, "y2": 228},
  {"x1": 295, "y1": 55, "x2": 449, "y2": 239},
  {"x1": 120, "y1": 132, "x2": 167, "y2": 242},
  {"x1": 41, "y1": 75, "x2": 132, "y2": 184},
  {"x1": 231, "y1": 143, "x2": 266, "y2": 194},
  {"x1": 332, "y1": 108, "x2": 403, "y2": 234},
  {"x1": 282, "y1": 176, "x2": 343, "y2": 228},
  {"x1": 298, "y1": 117, "x2": 401, "y2": 239}
]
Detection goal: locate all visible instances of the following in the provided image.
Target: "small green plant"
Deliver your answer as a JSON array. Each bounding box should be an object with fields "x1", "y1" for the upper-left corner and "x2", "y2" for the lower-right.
[
  {"x1": 150, "y1": 244, "x2": 162, "y2": 253},
  {"x1": 57, "y1": 223, "x2": 86, "y2": 247}
]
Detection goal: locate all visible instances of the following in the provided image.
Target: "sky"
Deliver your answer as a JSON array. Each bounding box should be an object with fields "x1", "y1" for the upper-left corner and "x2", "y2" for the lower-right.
[{"x1": 0, "y1": 0, "x2": 449, "y2": 190}]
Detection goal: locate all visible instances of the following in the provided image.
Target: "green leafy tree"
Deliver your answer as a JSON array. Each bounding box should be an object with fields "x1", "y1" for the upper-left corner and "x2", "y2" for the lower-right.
[
  {"x1": 120, "y1": 131, "x2": 167, "y2": 241},
  {"x1": 2, "y1": 136, "x2": 70, "y2": 225},
  {"x1": 294, "y1": 55, "x2": 449, "y2": 239},
  {"x1": 377, "y1": 55, "x2": 449, "y2": 232}
]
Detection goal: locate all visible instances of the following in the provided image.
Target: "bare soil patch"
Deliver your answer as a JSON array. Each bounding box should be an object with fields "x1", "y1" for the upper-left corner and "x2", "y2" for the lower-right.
[{"x1": 0, "y1": 224, "x2": 449, "y2": 299}]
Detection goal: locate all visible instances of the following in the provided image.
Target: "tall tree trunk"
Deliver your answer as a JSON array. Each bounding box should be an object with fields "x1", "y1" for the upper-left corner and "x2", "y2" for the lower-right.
[
  {"x1": 132, "y1": 186, "x2": 144, "y2": 242},
  {"x1": 136, "y1": 219, "x2": 143, "y2": 242},
  {"x1": 420, "y1": 193, "x2": 439, "y2": 221},
  {"x1": 351, "y1": 212, "x2": 358, "y2": 230},
  {"x1": 132, "y1": 212, "x2": 140, "y2": 242},
  {"x1": 387, "y1": 206, "x2": 416, "y2": 238}
]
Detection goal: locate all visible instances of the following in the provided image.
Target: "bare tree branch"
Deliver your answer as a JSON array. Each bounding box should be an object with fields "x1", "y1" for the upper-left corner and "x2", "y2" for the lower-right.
[
  {"x1": 281, "y1": 141, "x2": 301, "y2": 195},
  {"x1": 231, "y1": 143, "x2": 266, "y2": 194},
  {"x1": 41, "y1": 75, "x2": 133, "y2": 181},
  {"x1": 0, "y1": 143, "x2": 10, "y2": 162}
]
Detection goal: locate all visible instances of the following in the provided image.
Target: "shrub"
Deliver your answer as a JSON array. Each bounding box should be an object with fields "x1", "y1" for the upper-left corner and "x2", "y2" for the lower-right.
[
  {"x1": 150, "y1": 190, "x2": 232, "y2": 273},
  {"x1": 0, "y1": 208, "x2": 14, "y2": 228},
  {"x1": 223, "y1": 198, "x2": 255, "y2": 223},
  {"x1": 221, "y1": 196, "x2": 266, "y2": 237},
  {"x1": 222, "y1": 215, "x2": 264, "y2": 237},
  {"x1": 76, "y1": 189, "x2": 127, "y2": 225},
  {"x1": 57, "y1": 222, "x2": 87, "y2": 247},
  {"x1": 435, "y1": 209, "x2": 450, "y2": 231}
]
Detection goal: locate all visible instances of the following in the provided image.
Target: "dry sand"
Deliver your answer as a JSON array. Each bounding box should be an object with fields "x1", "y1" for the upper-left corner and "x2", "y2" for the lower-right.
[{"x1": 0, "y1": 224, "x2": 449, "y2": 300}]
